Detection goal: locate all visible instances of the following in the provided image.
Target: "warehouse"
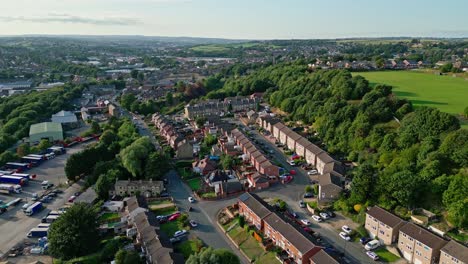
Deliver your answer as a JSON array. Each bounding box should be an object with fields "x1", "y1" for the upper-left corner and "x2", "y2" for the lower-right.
[{"x1": 29, "y1": 122, "x2": 63, "y2": 143}]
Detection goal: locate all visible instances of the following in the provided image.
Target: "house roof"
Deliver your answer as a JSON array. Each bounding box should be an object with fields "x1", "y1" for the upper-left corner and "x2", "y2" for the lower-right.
[
  {"x1": 296, "y1": 137, "x2": 313, "y2": 148},
  {"x1": 309, "y1": 249, "x2": 339, "y2": 264},
  {"x1": 317, "y1": 152, "x2": 334, "y2": 164},
  {"x1": 305, "y1": 143, "x2": 324, "y2": 155},
  {"x1": 319, "y1": 173, "x2": 342, "y2": 187},
  {"x1": 263, "y1": 213, "x2": 317, "y2": 254},
  {"x1": 366, "y1": 206, "x2": 406, "y2": 228},
  {"x1": 192, "y1": 158, "x2": 217, "y2": 172},
  {"x1": 273, "y1": 122, "x2": 286, "y2": 130},
  {"x1": 238, "y1": 192, "x2": 272, "y2": 219},
  {"x1": 52, "y1": 110, "x2": 75, "y2": 117},
  {"x1": 29, "y1": 122, "x2": 63, "y2": 135},
  {"x1": 440, "y1": 240, "x2": 468, "y2": 263},
  {"x1": 287, "y1": 131, "x2": 302, "y2": 141},
  {"x1": 400, "y1": 223, "x2": 448, "y2": 249}
]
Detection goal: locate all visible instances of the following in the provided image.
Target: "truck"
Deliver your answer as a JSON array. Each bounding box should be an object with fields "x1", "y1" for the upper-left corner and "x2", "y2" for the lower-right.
[
  {"x1": 11, "y1": 172, "x2": 35, "y2": 180},
  {"x1": 6, "y1": 198, "x2": 22, "y2": 207},
  {"x1": 0, "y1": 184, "x2": 22, "y2": 194},
  {"x1": 5, "y1": 162, "x2": 31, "y2": 172},
  {"x1": 25, "y1": 202, "x2": 43, "y2": 216},
  {"x1": 41, "y1": 214, "x2": 60, "y2": 223},
  {"x1": 26, "y1": 154, "x2": 46, "y2": 160},
  {"x1": 27, "y1": 227, "x2": 48, "y2": 238},
  {"x1": 0, "y1": 175, "x2": 27, "y2": 186},
  {"x1": 41, "y1": 181, "x2": 54, "y2": 190},
  {"x1": 20, "y1": 156, "x2": 43, "y2": 167},
  {"x1": 47, "y1": 146, "x2": 66, "y2": 155},
  {"x1": 0, "y1": 170, "x2": 13, "y2": 175},
  {"x1": 48, "y1": 210, "x2": 64, "y2": 216},
  {"x1": 37, "y1": 223, "x2": 51, "y2": 228}
]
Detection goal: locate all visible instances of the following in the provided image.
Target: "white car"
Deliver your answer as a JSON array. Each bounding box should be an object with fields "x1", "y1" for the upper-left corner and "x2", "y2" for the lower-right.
[
  {"x1": 173, "y1": 230, "x2": 188, "y2": 237},
  {"x1": 188, "y1": 197, "x2": 196, "y2": 203},
  {"x1": 288, "y1": 160, "x2": 296, "y2": 166},
  {"x1": 339, "y1": 232, "x2": 351, "y2": 241},
  {"x1": 300, "y1": 219, "x2": 311, "y2": 226},
  {"x1": 342, "y1": 225, "x2": 352, "y2": 234},
  {"x1": 311, "y1": 215, "x2": 322, "y2": 222},
  {"x1": 189, "y1": 220, "x2": 198, "y2": 228},
  {"x1": 319, "y1": 212, "x2": 330, "y2": 220},
  {"x1": 307, "y1": 170, "x2": 318, "y2": 175},
  {"x1": 365, "y1": 240, "x2": 380, "y2": 251},
  {"x1": 366, "y1": 251, "x2": 380, "y2": 261}
]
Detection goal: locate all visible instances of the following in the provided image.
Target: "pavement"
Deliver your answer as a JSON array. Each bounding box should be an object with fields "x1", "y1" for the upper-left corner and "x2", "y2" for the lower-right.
[{"x1": 0, "y1": 144, "x2": 88, "y2": 260}]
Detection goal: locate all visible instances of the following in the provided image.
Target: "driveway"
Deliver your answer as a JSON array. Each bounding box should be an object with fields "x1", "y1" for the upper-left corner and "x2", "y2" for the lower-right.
[{"x1": 165, "y1": 170, "x2": 248, "y2": 264}]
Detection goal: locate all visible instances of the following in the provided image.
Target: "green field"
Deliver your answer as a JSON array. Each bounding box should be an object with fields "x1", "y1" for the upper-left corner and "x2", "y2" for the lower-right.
[{"x1": 354, "y1": 71, "x2": 468, "y2": 128}]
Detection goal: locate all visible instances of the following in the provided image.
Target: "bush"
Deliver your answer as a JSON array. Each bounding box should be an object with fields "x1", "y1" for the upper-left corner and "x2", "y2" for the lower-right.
[
  {"x1": 355, "y1": 226, "x2": 368, "y2": 238},
  {"x1": 238, "y1": 215, "x2": 245, "y2": 228},
  {"x1": 305, "y1": 185, "x2": 312, "y2": 193}
]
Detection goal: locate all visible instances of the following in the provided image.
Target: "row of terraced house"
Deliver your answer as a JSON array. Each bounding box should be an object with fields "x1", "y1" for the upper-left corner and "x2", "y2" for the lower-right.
[
  {"x1": 152, "y1": 113, "x2": 193, "y2": 159},
  {"x1": 365, "y1": 206, "x2": 467, "y2": 264},
  {"x1": 257, "y1": 115, "x2": 346, "y2": 205},
  {"x1": 184, "y1": 96, "x2": 260, "y2": 120},
  {"x1": 238, "y1": 192, "x2": 339, "y2": 264}
]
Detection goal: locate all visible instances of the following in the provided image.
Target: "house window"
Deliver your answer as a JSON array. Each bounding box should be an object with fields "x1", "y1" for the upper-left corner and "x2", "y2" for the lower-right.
[
  {"x1": 416, "y1": 250, "x2": 421, "y2": 256},
  {"x1": 424, "y1": 246, "x2": 429, "y2": 251},
  {"x1": 380, "y1": 230, "x2": 385, "y2": 235}
]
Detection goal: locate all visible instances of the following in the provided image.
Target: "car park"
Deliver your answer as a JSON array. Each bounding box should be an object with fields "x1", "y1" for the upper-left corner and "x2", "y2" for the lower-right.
[
  {"x1": 339, "y1": 232, "x2": 351, "y2": 241},
  {"x1": 342, "y1": 225, "x2": 352, "y2": 234},
  {"x1": 174, "y1": 230, "x2": 188, "y2": 237},
  {"x1": 300, "y1": 219, "x2": 311, "y2": 226},
  {"x1": 319, "y1": 212, "x2": 330, "y2": 220},
  {"x1": 312, "y1": 215, "x2": 322, "y2": 222},
  {"x1": 365, "y1": 240, "x2": 380, "y2": 251},
  {"x1": 366, "y1": 251, "x2": 379, "y2": 261}
]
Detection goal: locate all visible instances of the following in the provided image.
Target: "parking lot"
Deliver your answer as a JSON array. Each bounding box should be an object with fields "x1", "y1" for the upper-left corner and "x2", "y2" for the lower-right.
[{"x1": 0, "y1": 144, "x2": 89, "y2": 259}]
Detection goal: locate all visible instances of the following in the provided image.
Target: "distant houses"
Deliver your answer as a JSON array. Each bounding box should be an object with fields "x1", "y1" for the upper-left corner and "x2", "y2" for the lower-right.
[
  {"x1": 152, "y1": 113, "x2": 193, "y2": 159},
  {"x1": 109, "y1": 179, "x2": 165, "y2": 198},
  {"x1": 184, "y1": 96, "x2": 260, "y2": 120}
]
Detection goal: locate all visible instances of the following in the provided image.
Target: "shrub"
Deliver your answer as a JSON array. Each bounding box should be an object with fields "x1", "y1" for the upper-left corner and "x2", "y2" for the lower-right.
[
  {"x1": 305, "y1": 185, "x2": 312, "y2": 193},
  {"x1": 238, "y1": 216, "x2": 245, "y2": 228}
]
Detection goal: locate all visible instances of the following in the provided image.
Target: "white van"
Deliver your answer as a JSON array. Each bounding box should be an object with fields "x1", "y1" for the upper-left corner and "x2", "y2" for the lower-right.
[{"x1": 365, "y1": 240, "x2": 380, "y2": 251}]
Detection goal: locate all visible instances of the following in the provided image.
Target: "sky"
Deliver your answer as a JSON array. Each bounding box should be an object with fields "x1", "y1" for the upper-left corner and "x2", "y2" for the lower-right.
[{"x1": 0, "y1": 0, "x2": 467, "y2": 39}]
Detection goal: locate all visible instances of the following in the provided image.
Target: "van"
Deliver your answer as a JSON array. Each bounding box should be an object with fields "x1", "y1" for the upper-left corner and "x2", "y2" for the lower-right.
[{"x1": 365, "y1": 240, "x2": 380, "y2": 251}]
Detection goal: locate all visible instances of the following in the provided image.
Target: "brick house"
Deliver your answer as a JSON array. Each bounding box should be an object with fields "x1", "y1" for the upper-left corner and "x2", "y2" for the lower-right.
[
  {"x1": 439, "y1": 240, "x2": 468, "y2": 264},
  {"x1": 316, "y1": 152, "x2": 335, "y2": 174},
  {"x1": 238, "y1": 192, "x2": 272, "y2": 230},
  {"x1": 286, "y1": 130, "x2": 302, "y2": 152},
  {"x1": 295, "y1": 137, "x2": 313, "y2": 158},
  {"x1": 304, "y1": 144, "x2": 324, "y2": 167},
  {"x1": 272, "y1": 122, "x2": 286, "y2": 139},
  {"x1": 398, "y1": 223, "x2": 448, "y2": 264},
  {"x1": 279, "y1": 126, "x2": 292, "y2": 146},
  {"x1": 192, "y1": 158, "x2": 217, "y2": 175},
  {"x1": 318, "y1": 173, "x2": 343, "y2": 205},
  {"x1": 365, "y1": 206, "x2": 407, "y2": 245},
  {"x1": 263, "y1": 213, "x2": 320, "y2": 264}
]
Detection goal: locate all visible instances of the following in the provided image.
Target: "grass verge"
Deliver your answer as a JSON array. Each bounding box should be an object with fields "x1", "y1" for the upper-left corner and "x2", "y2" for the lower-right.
[{"x1": 374, "y1": 247, "x2": 400, "y2": 262}]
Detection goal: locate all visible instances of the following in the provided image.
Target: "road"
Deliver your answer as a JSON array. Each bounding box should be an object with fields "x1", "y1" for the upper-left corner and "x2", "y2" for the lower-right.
[
  {"x1": 0, "y1": 145, "x2": 87, "y2": 259},
  {"x1": 165, "y1": 170, "x2": 249, "y2": 264}
]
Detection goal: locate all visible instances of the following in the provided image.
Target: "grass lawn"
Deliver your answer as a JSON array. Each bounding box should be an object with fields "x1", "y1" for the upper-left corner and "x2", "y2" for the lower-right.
[
  {"x1": 374, "y1": 248, "x2": 400, "y2": 263},
  {"x1": 255, "y1": 252, "x2": 279, "y2": 264},
  {"x1": 447, "y1": 229, "x2": 468, "y2": 243},
  {"x1": 239, "y1": 235, "x2": 264, "y2": 261},
  {"x1": 148, "y1": 200, "x2": 172, "y2": 206},
  {"x1": 99, "y1": 212, "x2": 120, "y2": 223},
  {"x1": 187, "y1": 178, "x2": 202, "y2": 191},
  {"x1": 175, "y1": 238, "x2": 203, "y2": 258},
  {"x1": 190, "y1": 44, "x2": 230, "y2": 53},
  {"x1": 148, "y1": 200, "x2": 174, "y2": 210},
  {"x1": 354, "y1": 71, "x2": 468, "y2": 128},
  {"x1": 160, "y1": 220, "x2": 184, "y2": 237}
]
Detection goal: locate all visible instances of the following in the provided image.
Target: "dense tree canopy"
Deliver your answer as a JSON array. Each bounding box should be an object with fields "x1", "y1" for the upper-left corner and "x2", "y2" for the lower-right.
[
  {"x1": 186, "y1": 247, "x2": 240, "y2": 264},
  {"x1": 48, "y1": 203, "x2": 100, "y2": 260}
]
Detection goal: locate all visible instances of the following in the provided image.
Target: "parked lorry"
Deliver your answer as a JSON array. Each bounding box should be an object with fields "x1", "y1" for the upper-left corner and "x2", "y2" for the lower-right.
[
  {"x1": 5, "y1": 162, "x2": 31, "y2": 172},
  {"x1": 20, "y1": 156, "x2": 43, "y2": 167},
  {"x1": 12, "y1": 172, "x2": 35, "y2": 180},
  {"x1": 0, "y1": 184, "x2": 22, "y2": 194},
  {"x1": 27, "y1": 227, "x2": 48, "y2": 238},
  {"x1": 25, "y1": 202, "x2": 43, "y2": 216},
  {"x1": 47, "y1": 146, "x2": 66, "y2": 155},
  {"x1": 0, "y1": 175, "x2": 27, "y2": 186}
]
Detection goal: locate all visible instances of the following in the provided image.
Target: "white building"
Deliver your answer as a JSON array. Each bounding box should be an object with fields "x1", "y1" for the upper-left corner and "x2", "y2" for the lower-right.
[{"x1": 51, "y1": 110, "x2": 78, "y2": 124}]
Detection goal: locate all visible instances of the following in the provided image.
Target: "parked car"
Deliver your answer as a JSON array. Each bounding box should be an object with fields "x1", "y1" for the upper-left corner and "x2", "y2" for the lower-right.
[
  {"x1": 299, "y1": 200, "x2": 306, "y2": 208},
  {"x1": 319, "y1": 212, "x2": 330, "y2": 220},
  {"x1": 74, "y1": 192, "x2": 82, "y2": 197},
  {"x1": 68, "y1": 195, "x2": 76, "y2": 203},
  {"x1": 170, "y1": 236, "x2": 182, "y2": 244},
  {"x1": 325, "y1": 211, "x2": 336, "y2": 218},
  {"x1": 168, "y1": 213, "x2": 181, "y2": 221},
  {"x1": 303, "y1": 192, "x2": 313, "y2": 198},
  {"x1": 189, "y1": 220, "x2": 198, "y2": 228},
  {"x1": 287, "y1": 160, "x2": 296, "y2": 166},
  {"x1": 303, "y1": 227, "x2": 312, "y2": 233},
  {"x1": 365, "y1": 240, "x2": 380, "y2": 251},
  {"x1": 366, "y1": 251, "x2": 379, "y2": 261},
  {"x1": 288, "y1": 210, "x2": 298, "y2": 218},
  {"x1": 342, "y1": 225, "x2": 352, "y2": 234},
  {"x1": 339, "y1": 232, "x2": 351, "y2": 241},
  {"x1": 300, "y1": 219, "x2": 311, "y2": 226},
  {"x1": 312, "y1": 215, "x2": 322, "y2": 222},
  {"x1": 188, "y1": 197, "x2": 196, "y2": 203},
  {"x1": 307, "y1": 170, "x2": 318, "y2": 175},
  {"x1": 52, "y1": 189, "x2": 63, "y2": 194},
  {"x1": 48, "y1": 192, "x2": 57, "y2": 197},
  {"x1": 173, "y1": 230, "x2": 188, "y2": 237},
  {"x1": 360, "y1": 237, "x2": 372, "y2": 245}
]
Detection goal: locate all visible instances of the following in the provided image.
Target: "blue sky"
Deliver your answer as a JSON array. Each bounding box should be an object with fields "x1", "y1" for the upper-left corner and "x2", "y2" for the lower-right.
[{"x1": 0, "y1": 0, "x2": 466, "y2": 39}]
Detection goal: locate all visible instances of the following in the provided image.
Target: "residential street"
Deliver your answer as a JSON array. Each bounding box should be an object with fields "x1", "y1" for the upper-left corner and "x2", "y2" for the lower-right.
[{"x1": 165, "y1": 170, "x2": 249, "y2": 264}]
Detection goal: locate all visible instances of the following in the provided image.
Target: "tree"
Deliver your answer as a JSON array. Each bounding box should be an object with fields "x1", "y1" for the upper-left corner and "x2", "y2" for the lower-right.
[
  {"x1": 195, "y1": 117, "x2": 207, "y2": 128},
  {"x1": 220, "y1": 154, "x2": 234, "y2": 170},
  {"x1": 350, "y1": 163, "x2": 376, "y2": 204},
  {"x1": 137, "y1": 72, "x2": 145, "y2": 82},
  {"x1": 91, "y1": 120, "x2": 102, "y2": 134},
  {"x1": 120, "y1": 136, "x2": 153, "y2": 178},
  {"x1": 440, "y1": 63, "x2": 453, "y2": 73},
  {"x1": 144, "y1": 152, "x2": 171, "y2": 180},
  {"x1": 186, "y1": 247, "x2": 240, "y2": 264},
  {"x1": 115, "y1": 249, "x2": 143, "y2": 264},
  {"x1": 238, "y1": 215, "x2": 245, "y2": 228},
  {"x1": 130, "y1": 69, "x2": 138, "y2": 79},
  {"x1": 37, "y1": 139, "x2": 52, "y2": 151},
  {"x1": 48, "y1": 203, "x2": 99, "y2": 260},
  {"x1": 166, "y1": 93, "x2": 173, "y2": 106},
  {"x1": 16, "y1": 143, "x2": 31, "y2": 157}
]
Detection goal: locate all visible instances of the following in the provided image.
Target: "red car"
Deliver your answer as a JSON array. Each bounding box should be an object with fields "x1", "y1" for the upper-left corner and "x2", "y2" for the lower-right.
[
  {"x1": 283, "y1": 175, "x2": 293, "y2": 184},
  {"x1": 168, "y1": 213, "x2": 181, "y2": 221}
]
